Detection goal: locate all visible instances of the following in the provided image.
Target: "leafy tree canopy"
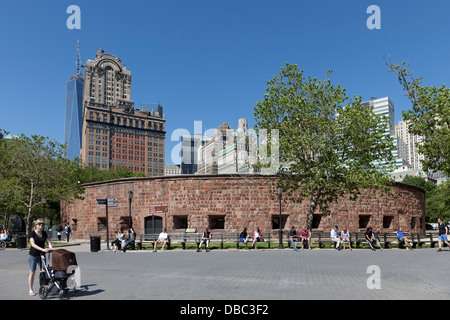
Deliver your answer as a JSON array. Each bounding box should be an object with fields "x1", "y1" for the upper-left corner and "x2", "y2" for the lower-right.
[{"x1": 254, "y1": 63, "x2": 396, "y2": 229}]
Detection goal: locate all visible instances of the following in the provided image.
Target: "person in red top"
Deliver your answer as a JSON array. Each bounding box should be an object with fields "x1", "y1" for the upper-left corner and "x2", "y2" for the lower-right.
[{"x1": 300, "y1": 226, "x2": 312, "y2": 250}]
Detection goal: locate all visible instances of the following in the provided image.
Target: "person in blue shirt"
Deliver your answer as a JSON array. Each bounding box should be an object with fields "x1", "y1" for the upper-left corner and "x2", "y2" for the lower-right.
[{"x1": 396, "y1": 227, "x2": 412, "y2": 250}]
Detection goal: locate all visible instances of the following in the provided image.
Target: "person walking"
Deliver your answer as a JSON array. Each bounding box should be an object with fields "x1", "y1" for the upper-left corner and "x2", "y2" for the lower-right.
[
  {"x1": 65, "y1": 222, "x2": 72, "y2": 242},
  {"x1": 437, "y1": 218, "x2": 450, "y2": 252}
]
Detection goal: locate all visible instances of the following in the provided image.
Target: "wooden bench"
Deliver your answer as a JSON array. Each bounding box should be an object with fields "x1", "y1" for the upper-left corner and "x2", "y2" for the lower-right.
[
  {"x1": 384, "y1": 233, "x2": 417, "y2": 249},
  {"x1": 134, "y1": 230, "x2": 438, "y2": 251},
  {"x1": 413, "y1": 233, "x2": 438, "y2": 248},
  {"x1": 170, "y1": 231, "x2": 200, "y2": 249},
  {"x1": 138, "y1": 229, "x2": 201, "y2": 250},
  {"x1": 316, "y1": 231, "x2": 355, "y2": 249},
  {"x1": 137, "y1": 233, "x2": 168, "y2": 250}
]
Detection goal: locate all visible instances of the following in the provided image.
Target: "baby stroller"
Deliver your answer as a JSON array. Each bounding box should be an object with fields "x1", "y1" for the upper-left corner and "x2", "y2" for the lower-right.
[{"x1": 39, "y1": 249, "x2": 78, "y2": 300}]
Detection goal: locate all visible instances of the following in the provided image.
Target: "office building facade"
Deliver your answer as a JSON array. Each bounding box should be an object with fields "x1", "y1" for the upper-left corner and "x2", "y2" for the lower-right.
[
  {"x1": 180, "y1": 134, "x2": 202, "y2": 174},
  {"x1": 362, "y1": 97, "x2": 406, "y2": 168},
  {"x1": 79, "y1": 49, "x2": 166, "y2": 176},
  {"x1": 64, "y1": 75, "x2": 84, "y2": 161},
  {"x1": 395, "y1": 120, "x2": 425, "y2": 170}
]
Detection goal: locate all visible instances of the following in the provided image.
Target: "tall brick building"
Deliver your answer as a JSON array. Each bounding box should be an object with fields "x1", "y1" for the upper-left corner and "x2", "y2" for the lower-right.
[{"x1": 80, "y1": 49, "x2": 166, "y2": 176}]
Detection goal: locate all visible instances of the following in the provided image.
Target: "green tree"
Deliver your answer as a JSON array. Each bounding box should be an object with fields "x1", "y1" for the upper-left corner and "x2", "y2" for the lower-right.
[
  {"x1": 0, "y1": 130, "x2": 146, "y2": 233},
  {"x1": 4, "y1": 134, "x2": 84, "y2": 235},
  {"x1": 254, "y1": 63, "x2": 396, "y2": 229},
  {"x1": 402, "y1": 175, "x2": 437, "y2": 196},
  {"x1": 386, "y1": 60, "x2": 450, "y2": 177},
  {"x1": 75, "y1": 162, "x2": 146, "y2": 184},
  {"x1": 426, "y1": 181, "x2": 450, "y2": 223}
]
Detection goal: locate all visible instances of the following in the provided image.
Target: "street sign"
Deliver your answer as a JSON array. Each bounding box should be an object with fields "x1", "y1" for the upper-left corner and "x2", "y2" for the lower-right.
[
  {"x1": 149, "y1": 203, "x2": 168, "y2": 214},
  {"x1": 97, "y1": 198, "x2": 118, "y2": 207},
  {"x1": 96, "y1": 199, "x2": 107, "y2": 205},
  {"x1": 107, "y1": 198, "x2": 119, "y2": 207}
]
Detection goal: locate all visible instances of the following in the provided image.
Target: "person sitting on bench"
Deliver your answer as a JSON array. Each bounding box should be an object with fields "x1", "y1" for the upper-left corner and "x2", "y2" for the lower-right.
[
  {"x1": 198, "y1": 228, "x2": 211, "y2": 252},
  {"x1": 365, "y1": 226, "x2": 382, "y2": 251},
  {"x1": 122, "y1": 227, "x2": 136, "y2": 252},
  {"x1": 300, "y1": 226, "x2": 312, "y2": 250},
  {"x1": 330, "y1": 226, "x2": 342, "y2": 250},
  {"x1": 239, "y1": 227, "x2": 249, "y2": 248},
  {"x1": 153, "y1": 228, "x2": 169, "y2": 252},
  {"x1": 288, "y1": 226, "x2": 299, "y2": 251},
  {"x1": 396, "y1": 227, "x2": 413, "y2": 250},
  {"x1": 252, "y1": 227, "x2": 263, "y2": 249}
]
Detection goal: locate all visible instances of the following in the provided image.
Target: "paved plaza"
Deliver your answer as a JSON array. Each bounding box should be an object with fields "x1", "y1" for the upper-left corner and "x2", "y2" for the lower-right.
[{"x1": 1, "y1": 242, "x2": 449, "y2": 304}]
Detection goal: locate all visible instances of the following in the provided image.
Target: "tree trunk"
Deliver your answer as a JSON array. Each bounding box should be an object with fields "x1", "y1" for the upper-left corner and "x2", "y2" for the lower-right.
[{"x1": 307, "y1": 186, "x2": 322, "y2": 230}]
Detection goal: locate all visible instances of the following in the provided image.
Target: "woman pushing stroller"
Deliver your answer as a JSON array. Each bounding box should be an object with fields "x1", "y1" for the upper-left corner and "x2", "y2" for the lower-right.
[{"x1": 28, "y1": 218, "x2": 54, "y2": 296}]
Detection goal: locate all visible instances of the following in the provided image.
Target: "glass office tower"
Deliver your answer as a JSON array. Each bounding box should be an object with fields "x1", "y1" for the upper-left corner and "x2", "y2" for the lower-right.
[{"x1": 64, "y1": 75, "x2": 84, "y2": 161}]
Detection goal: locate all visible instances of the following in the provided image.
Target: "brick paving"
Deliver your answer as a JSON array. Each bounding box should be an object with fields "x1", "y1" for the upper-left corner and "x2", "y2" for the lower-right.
[{"x1": 1, "y1": 243, "x2": 449, "y2": 302}]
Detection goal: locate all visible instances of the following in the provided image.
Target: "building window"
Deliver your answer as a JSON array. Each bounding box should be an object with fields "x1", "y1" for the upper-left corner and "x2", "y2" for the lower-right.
[
  {"x1": 271, "y1": 214, "x2": 288, "y2": 230},
  {"x1": 383, "y1": 216, "x2": 394, "y2": 229},
  {"x1": 97, "y1": 217, "x2": 107, "y2": 231},
  {"x1": 208, "y1": 215, "x2": 225, "y2": 230},
  {"x1": 359, "y1": 215, "x2": 371, "y2": 229},
  {"x1": 119, "y1": 216, "x2": 131, "y2": 230},
  {"x1": 411, "y1": 217, "x2": 417, "y2": 229},
  {"x1": 312, "y1": 214, "x2": 322, "y2": 229},
  {"x1": 173, "y1": 216, "x2": 188, "y2": 229}
]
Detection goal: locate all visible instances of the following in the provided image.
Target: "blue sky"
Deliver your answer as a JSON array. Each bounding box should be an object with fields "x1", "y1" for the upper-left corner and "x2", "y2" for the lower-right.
[{"x1": 0, "y1": 0, "x2": 449, "y2": 164}]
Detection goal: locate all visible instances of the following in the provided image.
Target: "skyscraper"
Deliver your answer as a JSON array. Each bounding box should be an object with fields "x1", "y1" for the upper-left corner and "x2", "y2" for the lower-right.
[
  {"x1": 362, "y1": 97, "x2": 406, "y2": 168},
  {"x1": 395, "y1": 120, "x2": 425, "y2": 170},
  {"x1": 79, "y1": 49, "x2": 166, "y2": 176},
  {"x1": 180, "y1": 133, "x2": 202, "y2": 174},
  {"x1": 64, "y1": 42, "x2": 84, "y2": 161}
]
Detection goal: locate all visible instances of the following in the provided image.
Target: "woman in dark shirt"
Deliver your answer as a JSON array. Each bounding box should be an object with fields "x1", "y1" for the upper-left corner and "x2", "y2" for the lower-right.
[{"x1": 28, "y1": 218, "x2": 53, "y2": 296}]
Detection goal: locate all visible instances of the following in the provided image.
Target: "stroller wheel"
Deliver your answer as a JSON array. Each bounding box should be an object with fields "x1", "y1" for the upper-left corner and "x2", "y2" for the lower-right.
[
  {"x1": 58, "y1": 290, "x2": 66, "y2": 300},
  {"x1": 39, "y1": 285, "x2": 48, "y2": 300}
]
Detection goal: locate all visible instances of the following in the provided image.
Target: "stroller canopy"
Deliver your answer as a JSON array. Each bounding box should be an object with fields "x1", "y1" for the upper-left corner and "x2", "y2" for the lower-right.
[{"x1": 52, "y1": 249, "x2": 77, "y2": 271}]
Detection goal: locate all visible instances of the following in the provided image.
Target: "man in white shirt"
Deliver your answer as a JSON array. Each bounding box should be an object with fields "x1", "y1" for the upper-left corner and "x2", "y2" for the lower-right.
[
  {"x1": 330, "y1": 226, "x2": 341, "y2": 250},
  {"x1": 153, "y1": 228, "x2": 169, "y2": 252}
]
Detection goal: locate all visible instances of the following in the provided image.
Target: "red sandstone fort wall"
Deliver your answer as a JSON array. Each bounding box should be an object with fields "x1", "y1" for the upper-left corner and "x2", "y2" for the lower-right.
[{"x1": 61, "y1": 175, "x2": 426, "y2": 240}]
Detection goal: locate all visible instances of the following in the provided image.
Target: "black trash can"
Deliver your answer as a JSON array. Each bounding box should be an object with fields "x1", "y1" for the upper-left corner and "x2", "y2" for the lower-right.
[
  {"x1": 16, "y1": 236, "x2": 27, "y2": 249},
  {"x1": 90, "y1": 236, "x2": 101, "y2": 252}
]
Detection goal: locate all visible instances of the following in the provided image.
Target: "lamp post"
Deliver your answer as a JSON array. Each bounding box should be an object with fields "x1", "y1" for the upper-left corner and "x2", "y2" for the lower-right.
[
  {"x1": 277, "y1": 186, "x2": 283, "y2": 249},
  {"x1": 42, "y1": 196, "x2": 46, "y2": 226},
  {"x1": 128, "y1": 191, "x2": 133, "y2": 233}
]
